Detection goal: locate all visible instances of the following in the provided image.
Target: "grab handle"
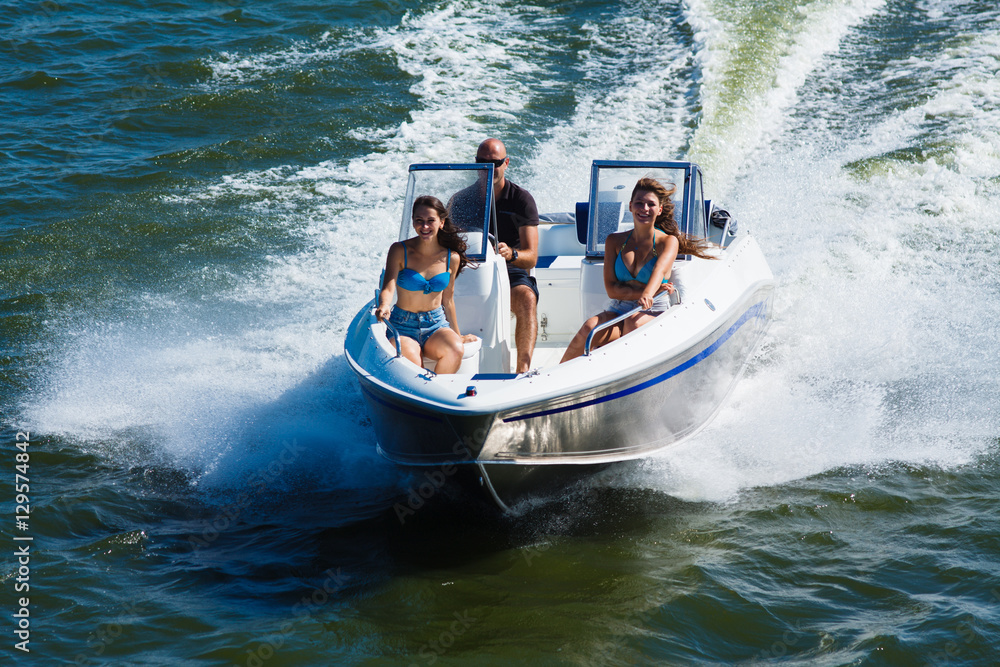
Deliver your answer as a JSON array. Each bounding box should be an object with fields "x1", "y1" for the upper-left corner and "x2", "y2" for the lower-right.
[
  {"x1": 584, "y1": 306, "x2": 642, "y2": 356},
  {"x1": 373, "y1": 290, "x2": 401, "y2": 358},
  {"x1": 382, "y1": 318, "x2": 402, "y2": 358}
]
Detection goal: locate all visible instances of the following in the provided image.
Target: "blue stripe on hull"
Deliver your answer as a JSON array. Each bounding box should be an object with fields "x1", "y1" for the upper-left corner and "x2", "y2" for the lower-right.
[
  {"x1": 359, "y1": 298, "x2": 769, "y2": 426},
  {"x1": 503, "y1": 298, "x2": 769, "y2": 423},
  {"x1": 360, "y1": 384, "x2": 444, "y2": 422}
]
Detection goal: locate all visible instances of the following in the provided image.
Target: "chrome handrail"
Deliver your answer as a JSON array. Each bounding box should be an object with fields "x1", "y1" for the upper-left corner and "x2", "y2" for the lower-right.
[
  {"x1": 382, "y1": 318, "x2": 402, "y2": 359},
  {"x1": 583, "y1": 306, "x2": 642, "y2": 356},
  {"x1": 373, "y1": 290, "x2": 401, "y2": 358}
]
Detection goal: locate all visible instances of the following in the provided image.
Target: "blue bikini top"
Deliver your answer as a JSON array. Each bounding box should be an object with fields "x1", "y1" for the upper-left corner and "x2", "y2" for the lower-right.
[
  {"x1": 397, "y1": 245, "x2": 451, "y2": 294},
  {"x1": 614, "y1": 230, "x2": 670, "y2": 285}
]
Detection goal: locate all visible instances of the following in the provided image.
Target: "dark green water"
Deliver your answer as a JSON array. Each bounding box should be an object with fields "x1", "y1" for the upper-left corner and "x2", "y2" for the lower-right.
[{"x1": 3, "y1": 0, "x2": 1000, "y2": 664}]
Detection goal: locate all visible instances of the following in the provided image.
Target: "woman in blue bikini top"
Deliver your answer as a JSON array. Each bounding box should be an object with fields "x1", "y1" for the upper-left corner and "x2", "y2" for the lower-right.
[
  {"x1": 375, "y1": 195, "x2": 478, "y2": 374},
  {"x1": 561, "y1": 177, "x2": 716, "y2": 363},
  {"x1": 613, "y1": 229, "x2": 672, "y2": 286}
]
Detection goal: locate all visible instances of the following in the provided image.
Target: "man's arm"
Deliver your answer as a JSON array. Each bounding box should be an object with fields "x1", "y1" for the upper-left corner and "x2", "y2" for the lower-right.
[
  {"x1": 510, "y1": 225, "x2": 538, "y2": 269},
  {"x1": 507, "y1": 184, "x2": 539, "y2": 269}
]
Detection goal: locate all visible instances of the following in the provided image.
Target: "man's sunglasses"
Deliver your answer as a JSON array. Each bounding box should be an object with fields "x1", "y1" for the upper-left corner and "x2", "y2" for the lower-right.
[{"x1": 476, "y1": 157, "x2": 508, "y2": 167}]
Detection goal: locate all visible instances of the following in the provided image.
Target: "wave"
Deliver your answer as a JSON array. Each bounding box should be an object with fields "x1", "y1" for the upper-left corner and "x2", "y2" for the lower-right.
[
  {"x1": 21, "y1": 0, "x2": 560, "y2": 493},
  {"x1": 685, "y1": 0, "x2": 888, "y2": 191},
  {"x1": 20, "y1": 0, "x2": 1000, "y2": 501},
  {"x1": 623, "y1": 0, "x2": 1000, "y2": 502}
]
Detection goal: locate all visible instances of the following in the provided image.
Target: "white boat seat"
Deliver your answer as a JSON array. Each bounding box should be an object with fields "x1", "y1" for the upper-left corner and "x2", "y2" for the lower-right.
[{"x1": 422, "y1": 335, "x2": 482, "y2": 374}]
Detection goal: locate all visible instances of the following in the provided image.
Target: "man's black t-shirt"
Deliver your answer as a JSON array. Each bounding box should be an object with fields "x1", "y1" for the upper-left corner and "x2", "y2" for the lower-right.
[{"x1": 495, "y1": 180, "x2": 538, "y2": 250}]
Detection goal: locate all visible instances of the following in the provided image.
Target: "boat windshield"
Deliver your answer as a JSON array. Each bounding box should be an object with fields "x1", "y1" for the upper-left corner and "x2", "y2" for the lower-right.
[
  {"x1": 585, "y1": 161, "x2": 702, "y2": 257},
  {"x1": 400, "y1": 163, "x2": 495, "y2": 261}
]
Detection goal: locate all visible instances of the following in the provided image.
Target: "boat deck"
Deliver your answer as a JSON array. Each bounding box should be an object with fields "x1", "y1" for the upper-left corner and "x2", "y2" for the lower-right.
[{"x1": 511, "y1": 341, "x2": 569, "y2": 372}]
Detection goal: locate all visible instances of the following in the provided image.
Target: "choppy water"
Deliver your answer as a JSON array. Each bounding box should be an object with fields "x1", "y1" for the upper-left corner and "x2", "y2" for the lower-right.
[{"x1": 2, "y1": 0, "x2": 1000, "y2": 664}]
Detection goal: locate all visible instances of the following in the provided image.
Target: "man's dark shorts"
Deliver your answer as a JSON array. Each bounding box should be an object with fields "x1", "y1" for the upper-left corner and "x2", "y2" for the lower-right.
[{"x1": 507, "y1": 266, "x2": 539, "y2": 302}]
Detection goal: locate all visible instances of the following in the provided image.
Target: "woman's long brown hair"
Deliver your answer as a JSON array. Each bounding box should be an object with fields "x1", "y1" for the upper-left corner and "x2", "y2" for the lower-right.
[{"x1": 631, "y1": 178, "x2": 716, "y2": 260}]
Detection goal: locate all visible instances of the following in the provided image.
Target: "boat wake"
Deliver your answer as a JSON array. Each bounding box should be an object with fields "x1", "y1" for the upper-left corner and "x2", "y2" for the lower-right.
[{"x1": 18, "y1": 0, "x2": 1000, "y2": 507}]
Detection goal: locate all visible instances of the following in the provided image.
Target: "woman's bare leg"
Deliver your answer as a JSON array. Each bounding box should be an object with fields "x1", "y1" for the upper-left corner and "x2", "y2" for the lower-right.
[
  {"x1": 622, "y1": 312, "x2": 657, "y2": 335},
  {"x1": 560, "y1": 312, "x2": 620, "y2": 363},
  {"x1": 391, "y1": 335, "x2": 425, "y2": 367},
  {"x1": 422, "y1": 328, "x2": 466, "y2": 374}
]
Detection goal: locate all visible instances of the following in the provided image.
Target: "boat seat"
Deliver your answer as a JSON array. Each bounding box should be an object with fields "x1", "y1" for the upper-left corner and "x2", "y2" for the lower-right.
[
  {"x1": 422, "y1": 336, "x2": 482, "y2": 374},
  {"x1": 536, "y1": 221, "x2": 583, "y2": 257}
]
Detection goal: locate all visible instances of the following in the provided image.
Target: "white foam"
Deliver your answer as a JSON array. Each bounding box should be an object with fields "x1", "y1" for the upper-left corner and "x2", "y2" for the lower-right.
[
  {"x1": 25, "y1": 0, "x2": 1000, "y2": 501},
  {"x1": 684, "y1": 0, "x2": 887, "y2": 194},
  {"x1": 527, "y1": 12, "x2": 694, "y2": 209},
  {"x1": 617, "y1": 6, "x2": 1000, "y2": 502},
  {"x1": 203, "y1": 29, "x2": 378, "y2": 85}
]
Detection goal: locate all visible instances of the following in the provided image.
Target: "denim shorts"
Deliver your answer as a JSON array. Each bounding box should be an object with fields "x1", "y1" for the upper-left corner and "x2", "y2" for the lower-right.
[
  {"x1": 387, "y1": 306, "x2": 451, "y2": 345},
  {"x1": 606, "y1": 289, "x2": 673, "y2": 315}
]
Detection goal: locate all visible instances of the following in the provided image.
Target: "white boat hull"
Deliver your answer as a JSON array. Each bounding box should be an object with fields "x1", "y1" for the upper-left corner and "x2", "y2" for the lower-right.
[{"x1": 347, "y1": 241, "x2": 772, "y2": 509}]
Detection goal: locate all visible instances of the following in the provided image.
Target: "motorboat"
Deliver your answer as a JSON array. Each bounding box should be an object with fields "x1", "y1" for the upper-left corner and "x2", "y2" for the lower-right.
[{"x1": 344, "y1": 160, "x2": 774, "y2": 511}]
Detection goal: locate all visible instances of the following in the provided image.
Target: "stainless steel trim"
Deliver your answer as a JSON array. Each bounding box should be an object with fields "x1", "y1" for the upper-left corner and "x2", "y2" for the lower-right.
[
  {"x1": 378, "y1": 312, "x2": 402, "y2": 359},
  {"x1": 372, "y1": 290, "x2": 402, "y2": 358},
  {"x1": 584, "y1": 306, "x2": 641, "y2": 356}
]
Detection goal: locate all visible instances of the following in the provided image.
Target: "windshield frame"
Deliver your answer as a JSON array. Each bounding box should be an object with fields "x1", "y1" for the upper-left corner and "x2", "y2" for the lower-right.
[
  {"x1": 402, "y1": 163, "x2": 496, "y2": 261},
  {"x1": 585, "y1": 160, "x2": 698, "y2": 257}
]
